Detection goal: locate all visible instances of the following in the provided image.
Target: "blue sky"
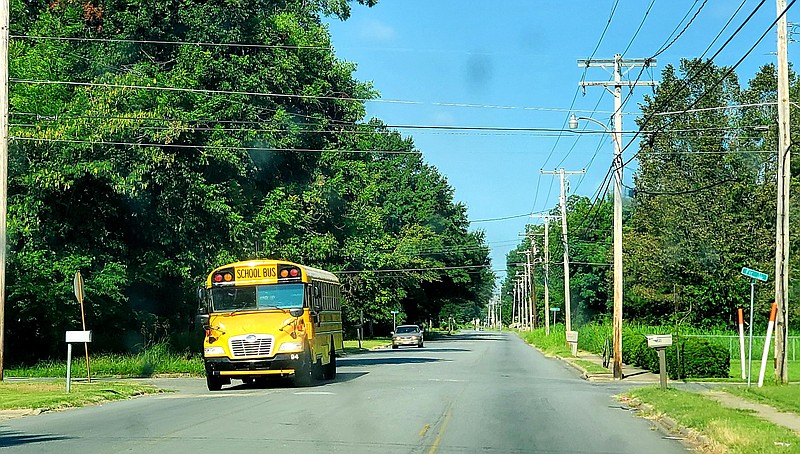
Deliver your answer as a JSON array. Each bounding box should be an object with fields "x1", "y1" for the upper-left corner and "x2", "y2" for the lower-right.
[{"x1": 324, "y1": 1, "x2": 796, "y2": 283}]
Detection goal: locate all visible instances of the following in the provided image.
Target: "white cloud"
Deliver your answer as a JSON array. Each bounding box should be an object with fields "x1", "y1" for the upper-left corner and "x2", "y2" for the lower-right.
[
  {"x1": 360, "y1": 20, "x2": 396, "y2": 42},
  {"x1": 432, "y1": 112, "x2": 456, "y2": 126}
]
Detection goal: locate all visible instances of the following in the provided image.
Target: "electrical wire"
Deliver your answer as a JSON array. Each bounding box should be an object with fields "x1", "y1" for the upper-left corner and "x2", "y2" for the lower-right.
[
  {"x1": 9, "y1": 136, "x2": 421, "y2": 154},
  {"x1": 621, "y1": 0, "x2": 657, "y2": 57}
]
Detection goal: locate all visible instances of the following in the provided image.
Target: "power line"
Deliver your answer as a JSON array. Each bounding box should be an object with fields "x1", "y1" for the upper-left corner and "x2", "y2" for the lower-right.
[
  {"x1": 623, "y1": 177, "x2": 738, "y2": 196},
  {"x1": 10, "y1": 78, "x2": 623, "y2": 115},
  {"x1": 622, "y1": 0, "x2": 794, "y2": 169},
  {"x1": 334, "y1": 264, "x2": 491, "y2": 274},
  {"x1": 621, "y1": 0, "x2": 657, "y2": 56},
  {"x1": 699, "y1": 0, "x2": 749, "y2": 59},
  {"x1": 12, "y1": 34, "x2": 334, "y2": 50},
  {"x1": 651, "y1": 0, "x2": 709, "y2": 58},
  {"x1": 9, "y1": 136, "x2": 421, "y2": 154}
]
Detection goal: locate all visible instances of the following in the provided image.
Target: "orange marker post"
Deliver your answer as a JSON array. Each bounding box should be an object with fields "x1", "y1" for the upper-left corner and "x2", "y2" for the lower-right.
[
  {"x1": 738, "y1": 308, "x2": 746, "y2": 380},
  {"x1": 758, "y1": 302, "x2": 778, "y2": 387}
]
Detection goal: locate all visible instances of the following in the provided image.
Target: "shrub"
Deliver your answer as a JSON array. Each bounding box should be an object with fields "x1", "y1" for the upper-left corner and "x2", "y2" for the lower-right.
[
  {"x1": 678, "y1": 336, "x2": 730, "y2": 378},
  {"x1": 611, "y1": 325, "x2": 730, "y2": 379}
]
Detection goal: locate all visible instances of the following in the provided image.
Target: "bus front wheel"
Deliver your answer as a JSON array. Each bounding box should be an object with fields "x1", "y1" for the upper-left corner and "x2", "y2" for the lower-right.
[
  {"x1": 206, "y1": 374, "x2": 226, "y2": 391},
  {"x1": 292, "y1": 346, "x2": 313, "y2": 387}
]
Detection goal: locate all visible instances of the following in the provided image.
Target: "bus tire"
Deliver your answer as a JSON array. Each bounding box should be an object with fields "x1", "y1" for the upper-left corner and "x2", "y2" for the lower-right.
[
  {"x1": 292, "y1": 345, "x2": 313, "y2": 387},
  {"x1": 323, "y1": 342, "x2": 337, "y2": 380},
  {"x1": 206, "y1": 374, "x2": 224, "y2": 391}
]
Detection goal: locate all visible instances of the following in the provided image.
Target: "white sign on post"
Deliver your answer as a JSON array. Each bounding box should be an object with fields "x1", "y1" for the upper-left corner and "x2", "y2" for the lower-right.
[
  {"x1": 65, "y1": 331, "x2": 92, "y2": 393},
  {"x1": 65, "y1": 330, "x2": 92, "y2": 343}
]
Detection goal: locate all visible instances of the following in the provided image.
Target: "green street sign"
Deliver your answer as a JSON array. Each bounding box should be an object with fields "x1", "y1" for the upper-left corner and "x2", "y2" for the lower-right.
[
  {"x1": 741, "y1": 267, "x2": 768, "y2": 282},
  {"x1": 550, "y1": 307, "x2": 561, "y2": 312}
]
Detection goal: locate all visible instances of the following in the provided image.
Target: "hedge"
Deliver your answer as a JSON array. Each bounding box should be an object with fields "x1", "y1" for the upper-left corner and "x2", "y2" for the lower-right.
[{"x1": 621, "y1": 332, "x2": 729, "y2": 379}]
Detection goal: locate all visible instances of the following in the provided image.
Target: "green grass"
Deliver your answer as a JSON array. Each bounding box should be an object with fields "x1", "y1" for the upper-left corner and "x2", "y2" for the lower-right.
[
  {"x1": 572, "y1": 359, "x2": 611, "y2": 375},
  {"x1": 722, "y1": 384, "x2": 800, "y2": 414},
  {"x1": 625, "y1": 387, "x2": 800, "y2": 453},
  {"x1": 342, "y1": 338, "x2": 391, "y2": 354},
  {"x1": 0, "y1": 381, "x2": 163, "y2": 411},
  {"x1": 518, "y1": 326, "x2": 572, "y2": 357},
  {"x1": 8, "y1": 344, "x2": 204, "y2": 378}
]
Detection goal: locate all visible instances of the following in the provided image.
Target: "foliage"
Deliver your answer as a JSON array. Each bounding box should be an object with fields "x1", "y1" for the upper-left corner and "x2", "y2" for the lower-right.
[
  {"x1": 503, "y1": 58, "x2": 800, "y2": 333},
  {"x1": 6, "y1": 0, "x2": 492, "y2": 363},
  {"x1": 7, "y1": 343, "x2": 204, "y2": 377}
]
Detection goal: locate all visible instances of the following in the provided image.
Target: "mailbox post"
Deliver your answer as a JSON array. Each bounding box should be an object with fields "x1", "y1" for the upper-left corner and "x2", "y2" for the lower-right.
[
  {"x1": 646, "y1": 334, "x2": 673, "y2": 390},
  {"x1": 65, "y1": 330, "x2": 92, "y2": 393}
]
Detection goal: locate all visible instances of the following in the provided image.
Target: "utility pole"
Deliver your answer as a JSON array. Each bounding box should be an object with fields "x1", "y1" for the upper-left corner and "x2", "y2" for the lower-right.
[
  {"x1": 0, "y1": 0, "x2": 9, "y2": 381},
  {"x1": 512, "y1": 279, "x2": 518, "y2": 327},
  {"x1": 775, "y1": 0, "x2": 791, "y2": 384},
  {"x1": 516, "y1": 270, "x2": 528, "y2": 330},
  {"x1": 522, "y1": 251, "x2": 533, "y2": 330},
  {"x1": 540, "y1": 169, "x2": 585, "y2": 334},
  {"x1": 577, "y1": 54, "x2": 656, "y2": 380},
  {"x1": 531, "y1": 215, "x2": 557, "y2": 335},
  {"x1": 526, "y1": 232, "x2": 544, "y2": 330}
]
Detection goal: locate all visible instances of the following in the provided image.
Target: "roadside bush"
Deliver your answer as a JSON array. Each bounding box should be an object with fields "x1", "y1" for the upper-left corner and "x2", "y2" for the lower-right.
[
  {"x1": 677, "y1": 337, "x2": 729, "y2": 378},
  {"x1": 613, "y1": 325, "x2": 730, "y2": 379}
]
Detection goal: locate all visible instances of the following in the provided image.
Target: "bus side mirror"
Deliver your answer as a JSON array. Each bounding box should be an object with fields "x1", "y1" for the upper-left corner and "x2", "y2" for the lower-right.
[
  {"x1": 289, "y1": 308, "x2": 304, "y2": 318},
  {"x1": 196, "y1": 287, "x2": 207, "y2": 304},
  {"x1": 195, "y1": 313, "x2": 210, "y2": 330}
]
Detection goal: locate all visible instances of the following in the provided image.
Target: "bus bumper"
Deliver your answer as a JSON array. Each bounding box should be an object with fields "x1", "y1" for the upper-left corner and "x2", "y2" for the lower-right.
[{"x1": 204, "y1": 354, "x2": 302, "y2": 377}]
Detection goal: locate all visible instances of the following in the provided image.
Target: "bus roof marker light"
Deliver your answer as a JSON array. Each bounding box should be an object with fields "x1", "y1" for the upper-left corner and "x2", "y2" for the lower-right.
[
  {"x1": 224, "y1": 273, "x2": 233, "y2": 282},
  {"x1": 280, "y1": 270, "x2": 289, "y2": 278},
  {"x1": 214, "y1": 274, "x2": 223, "y2": 283},
  {"x1": 290, "y1": 268, "x2": 299, "y2": 277}
]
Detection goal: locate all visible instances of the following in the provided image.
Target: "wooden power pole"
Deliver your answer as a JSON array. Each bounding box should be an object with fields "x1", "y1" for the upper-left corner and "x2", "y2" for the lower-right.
[
  {"x1": 577, "y1": 54, "x2": 656, "y2": 380},
  {"x1": 0, "y1": 0, "x2": 9, "y2": 381},
  {"x1": 540, "y1": 169, "x2": 584, "y2": 334},
  {"x1": 774, "y1": 0, "x2": 791, "y2": 384}
]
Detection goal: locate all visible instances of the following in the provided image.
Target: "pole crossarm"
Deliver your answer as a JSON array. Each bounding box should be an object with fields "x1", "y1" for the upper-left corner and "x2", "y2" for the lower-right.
[{"x1": 579, "y1": 81, "x2": 657, "y2": 88}]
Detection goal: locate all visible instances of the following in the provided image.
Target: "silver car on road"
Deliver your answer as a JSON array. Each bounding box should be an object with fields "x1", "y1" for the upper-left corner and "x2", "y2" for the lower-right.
[{"x1": 392, "y1": 325, "x2": 424, "y2": 348}]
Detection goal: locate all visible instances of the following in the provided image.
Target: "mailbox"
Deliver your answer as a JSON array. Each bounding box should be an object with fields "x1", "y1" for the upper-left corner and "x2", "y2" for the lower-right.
[
  {"x1": 646, "y1": 334, "x2": 672, "y2": 390},
  {"x1": 565, "y1": 331, "x2": 579, "y2": 343},
  {"x1": 646, "y1": 334, "x2": 672, "y2": 348}
]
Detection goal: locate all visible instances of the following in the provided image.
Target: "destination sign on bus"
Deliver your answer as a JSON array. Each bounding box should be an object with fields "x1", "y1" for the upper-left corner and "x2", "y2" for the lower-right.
[{"x1": 235, "y1": 265, "x2": 278, "y2": 280}]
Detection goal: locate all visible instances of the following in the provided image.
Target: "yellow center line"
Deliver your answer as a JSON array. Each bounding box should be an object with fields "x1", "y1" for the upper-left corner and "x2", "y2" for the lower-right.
[
  {"x1": 418, "y1": 423, "x2": 431, "y2": 437},
  {"x1": 427, "y1": 405, "x2": 454, "y2": 454}
]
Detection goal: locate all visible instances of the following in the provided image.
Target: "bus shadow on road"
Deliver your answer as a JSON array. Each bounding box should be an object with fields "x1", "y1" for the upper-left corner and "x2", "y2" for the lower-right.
[{"x1": 0, "y1": 429, "x2": 71, "y2": 448}]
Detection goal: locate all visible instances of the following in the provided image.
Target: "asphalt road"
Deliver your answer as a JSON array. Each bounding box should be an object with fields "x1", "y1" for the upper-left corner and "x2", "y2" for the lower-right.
[{"x1": 1, "y1": 331, "x2": 686, "y2": 453}]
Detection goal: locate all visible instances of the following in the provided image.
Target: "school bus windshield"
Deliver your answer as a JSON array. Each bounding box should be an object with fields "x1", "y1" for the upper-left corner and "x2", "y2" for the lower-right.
[{"x1": 211, "y1": 283, "x2": 305, "y2": 312}]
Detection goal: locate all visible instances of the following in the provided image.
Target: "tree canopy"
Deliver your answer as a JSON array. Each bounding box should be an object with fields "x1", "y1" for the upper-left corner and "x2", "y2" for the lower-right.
[
  {"x1": 502, "y1": 58, "x2": 799, "y2": 332},
  {"x1": 7, "y1": 0, "x2": 493, "y2": 362}
]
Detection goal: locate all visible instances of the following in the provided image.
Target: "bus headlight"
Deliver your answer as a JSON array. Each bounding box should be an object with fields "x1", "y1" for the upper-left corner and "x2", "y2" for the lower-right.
[
  {"x1": 204, "y1": 346, "x2": 225, "y2": 356},
  {"x1": 279, "y1": 341, "x2": 303, "y2": 352}
]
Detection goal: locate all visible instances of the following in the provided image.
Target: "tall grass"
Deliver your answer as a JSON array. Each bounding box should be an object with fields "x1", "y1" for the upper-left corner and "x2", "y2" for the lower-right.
[
  {"x1": 7, "y1": 343, "x2": 204, "y2": 378},
  {"x1": 519, "y1": 325, "x2": 572, "y2": 357}
]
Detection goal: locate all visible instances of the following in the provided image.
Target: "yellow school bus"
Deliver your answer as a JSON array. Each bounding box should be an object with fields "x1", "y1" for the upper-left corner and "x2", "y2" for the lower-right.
[{"x1": 197, "y1": 260, "x2": 344, "y2": 390}]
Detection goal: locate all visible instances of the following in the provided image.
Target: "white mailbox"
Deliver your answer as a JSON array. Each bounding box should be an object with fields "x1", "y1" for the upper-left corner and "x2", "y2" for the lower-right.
[
  {"x1": 646, "y1": 334, "x2": 673, "y2": 348},
  {"x1": 65, "y1": 330, "x2": 92, "y2": 343},
  {"x1": 565, "y1": 330, "x2": 579, "y2": 343}
]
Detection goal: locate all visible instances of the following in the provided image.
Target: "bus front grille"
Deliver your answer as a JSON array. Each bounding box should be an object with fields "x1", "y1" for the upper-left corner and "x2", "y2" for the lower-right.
[{"x1": 229, "y1": 334, "x2": 274, "y2": 357}]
